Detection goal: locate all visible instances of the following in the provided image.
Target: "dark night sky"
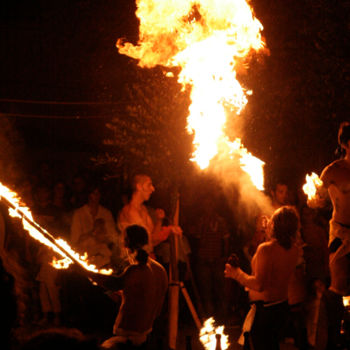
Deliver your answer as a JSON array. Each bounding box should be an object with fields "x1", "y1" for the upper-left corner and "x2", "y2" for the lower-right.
[
  {"x1": 0, "y1": 0, "x2": 138, "y2": 156},
  {"x1": 0, "y1": 0, "x2": 349, "y2": 187}
]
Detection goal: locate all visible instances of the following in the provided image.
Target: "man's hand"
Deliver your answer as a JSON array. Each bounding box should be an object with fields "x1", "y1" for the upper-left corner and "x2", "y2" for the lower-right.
[
  {"x1": 155, "y1": 208, "x2": 165, "y2": 221},
  {"x1": 306, "y1": 183, "x2": 328, "y2": 209},
  {"x1": 106, "y1": 290, "x2": 123, "y2": 303},
  {"x1": 307, "y1": 193, "x2": 326, "y2": 209},
  {"x1": 224, "y1": 263, "x2": 240, "y2": 279},
  {"x1": 170, "y1": 225, "x2": 182, "y2": 236}
]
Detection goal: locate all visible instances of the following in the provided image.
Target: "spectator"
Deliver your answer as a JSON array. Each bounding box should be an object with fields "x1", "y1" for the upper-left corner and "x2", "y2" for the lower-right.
[
  {"x1": 71, "y1": 183, "x2": 118, "y2": 248},
  {"x1": 67, "y1": 183, "x2": 119, "y2": 331},
  {"x1": 194, "y1": 198, "x2": 230, "y2": 320},
  {"x1": 69, "y1": 173, "x2": 88, "y2": 210},
  {"x1": 270, "y1": 181, "x2": 289, "y2": 210}
]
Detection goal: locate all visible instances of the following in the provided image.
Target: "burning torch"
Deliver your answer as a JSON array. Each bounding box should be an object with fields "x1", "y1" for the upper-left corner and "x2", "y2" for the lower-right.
[
  {"x1": 0, "y1": 182, "x2": 112, "y2": 276},
  {"x1": 302, "y1": 172, "x2": 326, "y2": 208}
]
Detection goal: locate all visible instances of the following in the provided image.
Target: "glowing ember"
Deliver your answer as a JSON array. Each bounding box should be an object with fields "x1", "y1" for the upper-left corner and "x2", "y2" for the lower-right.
[
  {"x1": 117, "y1": 0, "x2": 266, "y2": 189},
  {"x1": 199, "y1": 317, "x2": 229, "y2": 350},
  {"x1": 0, "y1": 182, "x2": 112, "y2": 275},
  {"x1": 303, "y1": 172, "x2": 323, "y2": 201}
]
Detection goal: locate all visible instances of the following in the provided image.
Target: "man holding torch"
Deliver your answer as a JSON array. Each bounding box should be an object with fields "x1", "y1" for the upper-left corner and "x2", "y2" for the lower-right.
[
  {"x1": 307, "y1": 121, "x2": 350, "y2": 349},
  {"x1": 117, "y1": 174, "x2": 182, "y2": 258}
]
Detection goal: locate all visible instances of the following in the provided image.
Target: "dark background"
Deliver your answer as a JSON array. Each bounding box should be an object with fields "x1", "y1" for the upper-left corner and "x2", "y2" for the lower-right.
[{"x1": 0, "y1": 0, "x2": 349, "y2": 190}]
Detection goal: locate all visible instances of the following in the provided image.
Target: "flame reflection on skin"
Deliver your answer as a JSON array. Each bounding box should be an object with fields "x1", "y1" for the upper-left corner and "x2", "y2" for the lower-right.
[
  {"x1": 0, "y1": 182, "x2": 112, "y2": 275},
  {"x1": 199, "y1": 317, "x2": 229, "y2": 350},
  {"x1": 117, "y1": 0, "x2": 266, "y2": 190},
  {"x1": 303, "y1": 172, "x2": 323, "y2": 201}
]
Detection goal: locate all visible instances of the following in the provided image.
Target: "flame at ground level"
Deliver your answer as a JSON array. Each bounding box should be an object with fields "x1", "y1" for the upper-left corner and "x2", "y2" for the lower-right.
[{"x1": 199, "y1": 317, "x2": 229, "y2": 350}]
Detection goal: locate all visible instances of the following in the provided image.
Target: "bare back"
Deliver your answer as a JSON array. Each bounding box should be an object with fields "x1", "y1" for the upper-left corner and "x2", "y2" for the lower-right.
[
  {"x1": 115, "y1": 258, "x2": 168, "y2": 333},
  {"x1": 321, "y1": 159, "x2": 350, "y2": 225},
  {"x1": 249, "y1": 240, "x2": 299, "y2": 302}
]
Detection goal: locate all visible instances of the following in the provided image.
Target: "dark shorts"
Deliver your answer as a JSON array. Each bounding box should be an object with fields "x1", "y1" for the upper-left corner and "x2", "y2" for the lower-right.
[{"x1": 247, "y1": 300, "x2": 289, "y2": 350}]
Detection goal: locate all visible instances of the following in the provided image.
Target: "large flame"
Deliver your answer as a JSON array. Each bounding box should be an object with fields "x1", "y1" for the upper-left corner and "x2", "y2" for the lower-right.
[
  {"x1": 303, "y1": 172, "x2": 323, "y2": 201},
  {"x1": 0, "y1": 182, "x2": 112, "y2": 275},
  {"x1": 117, "y1": 0, "x2": 266, "y2": 189},
  {"x1": 199, "y1": 317, "x2": 229, "y2": 350}
]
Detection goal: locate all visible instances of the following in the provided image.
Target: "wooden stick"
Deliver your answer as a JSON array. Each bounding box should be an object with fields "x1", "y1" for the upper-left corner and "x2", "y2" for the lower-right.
[
  {"x1": 168, "y1": 194, "x2": 180, "y2": 349},
  {"x1": 180, "y1": 281, "x2": 202, "y2": 330}
]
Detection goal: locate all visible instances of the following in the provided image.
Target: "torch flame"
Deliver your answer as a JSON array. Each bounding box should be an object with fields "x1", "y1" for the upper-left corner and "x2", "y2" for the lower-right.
[
  {"x1": 199, "y1": 317, "x2": 229, "y2": 350},
  {"x1": 343, "y1": 296, "x2": 350, "y2": 308},
  {"x1": 303, "y1": 172, "x2": 323, "y2": 201},
  {"x1": 0, "y1": 182, "x2": 112, "y2": 275},
  {"x1": 117, "y1": 0, "x2": 266, "y2": 190}
]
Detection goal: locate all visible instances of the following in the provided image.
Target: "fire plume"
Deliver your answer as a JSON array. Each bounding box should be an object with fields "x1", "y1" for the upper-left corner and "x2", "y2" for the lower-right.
[
  {"x1": 199, "y1": 317, "x2": 229, "y2": 350},
  {"x1": 303, "y1": 172, "x2": 323, "y2": 201},
  {"x1": 0, "y1": 182, "x2": 112, "y2": 275},
  {"x1": 117, "y1": 0, "x2": 266, "y2": 189}
]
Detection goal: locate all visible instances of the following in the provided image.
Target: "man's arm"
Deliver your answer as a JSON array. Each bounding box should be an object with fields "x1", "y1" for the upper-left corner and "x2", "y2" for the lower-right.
[
  {"x1": 224, "y1": 244, "x2": 267, "y2": 292},
  {"x1": 150, "y1": 208, "x2": 166, "y2": 247},
  {"x1": 88, "y1": 270, "x2": 126, "y2": 291}
]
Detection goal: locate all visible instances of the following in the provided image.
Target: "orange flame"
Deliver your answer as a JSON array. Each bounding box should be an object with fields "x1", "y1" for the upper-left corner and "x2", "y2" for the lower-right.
[
  {"x1": 117, "y1": 0, "x2": 266, "y2": 189},
  {"x1": 0, "y1": 182, "x2": 112, "y2": 275},
  {"x1": 199, "y1": 317, "x2": 229, "y2": 350},
  {"x1": 303, "y1": 172, "x2": 323, "y2": 201}
]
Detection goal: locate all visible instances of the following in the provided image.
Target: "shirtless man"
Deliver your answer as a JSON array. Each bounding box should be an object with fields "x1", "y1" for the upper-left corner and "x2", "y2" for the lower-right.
[
  {"x1": 225, "y1": 206, "x2": 300, "y2": 350},
  {"x1": 308, "y1": 121, "x2": 350, "y2": 349},
  {"x1": 88, "y1": 225, "x2": 168, "y2": 349},
  {"x1": 118, "y1": 174, "x2": 180, "y2": 256}
]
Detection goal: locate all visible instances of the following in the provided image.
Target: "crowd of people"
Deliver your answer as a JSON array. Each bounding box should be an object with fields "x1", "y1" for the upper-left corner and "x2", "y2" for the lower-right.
[{"x1": 0, "y1": 122, "x2": 349, "y2": 350}]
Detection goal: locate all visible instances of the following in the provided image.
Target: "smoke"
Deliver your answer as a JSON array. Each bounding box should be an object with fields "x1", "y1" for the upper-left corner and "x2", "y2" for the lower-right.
[{"x1": 208, "y1": 149, "x2": 274, "y2": 231}]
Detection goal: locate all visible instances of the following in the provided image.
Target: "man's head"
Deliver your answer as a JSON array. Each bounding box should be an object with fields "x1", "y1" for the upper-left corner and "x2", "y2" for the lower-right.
[
  {"x1": 125, "y1": 225, "x2": 149, "y2": 251},
  {"x1": 132, "y1": 174, "x2": 155, "y2": 202},
  {"x1": 271, "y1": 205, "x2": 300, "y2": 250},
  {"x1": 271, "y1": 182, "x2": 289, "y2": 208},
  {"x1": 124, "y1": 225, "x2": 149, "y2": 265}
]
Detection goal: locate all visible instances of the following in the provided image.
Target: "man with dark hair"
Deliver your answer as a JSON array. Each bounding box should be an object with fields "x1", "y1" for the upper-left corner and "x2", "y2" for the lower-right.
[
  {"x1": 308, "y1": 121, "x2": 350, "y2": 349},
  {"x1": 90, "y1": 225, "x2": 168, "y2": 350},
  {"x1": 71, "y1": 184, "x2": 117, "y2": 247}
]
